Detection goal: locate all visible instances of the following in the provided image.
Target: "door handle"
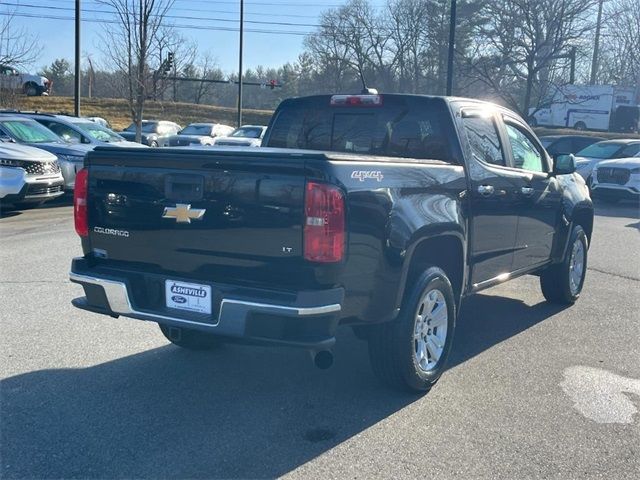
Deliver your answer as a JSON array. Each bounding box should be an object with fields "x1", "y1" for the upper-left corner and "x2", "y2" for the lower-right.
[
  {"x1": 521, "y1": 186, "x2": 534, "y2": 196},
  {"x1": 477, "y1": 184, "x2": 495, "y2": 196}
]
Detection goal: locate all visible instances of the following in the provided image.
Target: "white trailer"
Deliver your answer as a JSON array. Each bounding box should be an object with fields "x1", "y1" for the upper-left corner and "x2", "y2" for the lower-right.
[{"x1": 530, "y1": 84, "x2": 639, "y2": 132}]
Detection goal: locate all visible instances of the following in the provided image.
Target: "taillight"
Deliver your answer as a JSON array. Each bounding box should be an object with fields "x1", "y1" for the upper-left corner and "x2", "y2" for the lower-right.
[
  {"x1": 74, "y1": 168, "x2": 89, "y2": 237},
  {"x1": 304, "y1": 182, "x2": 345, "y2": 263},
  {"x1": 330, "y1": 94, "x2": 383, "y2": 107}
]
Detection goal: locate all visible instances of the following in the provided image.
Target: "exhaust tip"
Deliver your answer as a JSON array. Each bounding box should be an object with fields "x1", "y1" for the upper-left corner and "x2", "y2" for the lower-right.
[{"x1": 313, "y1": 350, "x2": 334, "y2": 370}]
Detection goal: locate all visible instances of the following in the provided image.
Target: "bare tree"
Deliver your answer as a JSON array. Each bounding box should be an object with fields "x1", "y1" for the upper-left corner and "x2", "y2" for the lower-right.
[
  {"x1": 464, "y1": 0, "x2": 597, "y2": 115},
  {"x1": 96, "y1": 0, "x2": 175, "y2": 141},
  {"x1": 598, "y1": 0, "x2": 640, "y2": 91},
  {"x1": 0, "y1": 5, "x2": 39, "y2": 107}
]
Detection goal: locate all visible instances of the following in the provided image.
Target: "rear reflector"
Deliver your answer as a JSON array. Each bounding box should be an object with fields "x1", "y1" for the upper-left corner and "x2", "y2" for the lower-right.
[
  {"x1": 304, "y1": 182, "x2": 345, "y2": 263},
  {"x1": 330, "y1": 94, "x2": 382, "y2": 107},
  {"x1": 74, "y1": 168, "x2": 89, "y2": 237}
]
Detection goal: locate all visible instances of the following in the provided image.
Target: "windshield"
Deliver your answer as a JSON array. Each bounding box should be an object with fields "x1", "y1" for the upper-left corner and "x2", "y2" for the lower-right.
[
  {"x1": 576, "y1": 142, "x2": 622, "y2": 159},
  {"x1": 124, "y1": 122, "x2": 158, "y2": 133},
  {"x1": 73, "y1": 121, "x2": 123, "y2": 142},
  {"x1": 179, "y1": 125, "x2": 212, "y2": 136},
  {"x1": 231, "y1": 127, "x2": 263, "y2": 139},
  {"x1": 540, "y1": 138, "x2": 554, "y2": 148},
  {"x1": 0, "y1": 119, "x2": 62, "y2": 143},
  {"x1": 267, "y1": 96, "x2": 453, "y2": 160}
]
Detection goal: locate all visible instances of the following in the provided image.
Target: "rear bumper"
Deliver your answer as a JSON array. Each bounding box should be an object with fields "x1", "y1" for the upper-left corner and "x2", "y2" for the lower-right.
[{"x1": 69, "y1": 258, "x2": 343, "y2": 349}]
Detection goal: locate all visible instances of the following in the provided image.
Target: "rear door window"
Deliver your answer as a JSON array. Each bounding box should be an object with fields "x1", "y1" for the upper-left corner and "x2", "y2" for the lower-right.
[
  {"x1": 267, "y1": 96, "x2": 453, "y2": 161},
  {"x1": 462, "y1": 115, "x2": 506, "y2": 166}
]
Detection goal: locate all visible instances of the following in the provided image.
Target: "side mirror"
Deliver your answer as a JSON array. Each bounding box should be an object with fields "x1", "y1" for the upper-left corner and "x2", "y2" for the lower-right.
[{"x1": 552, "y1": 153, "x2": 576, "y2": 175}]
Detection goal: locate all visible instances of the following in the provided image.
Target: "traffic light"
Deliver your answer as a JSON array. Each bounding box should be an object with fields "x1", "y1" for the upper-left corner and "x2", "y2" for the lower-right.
[{"x1": 164, "y1": 52, "x2": 174, "y2": 73}]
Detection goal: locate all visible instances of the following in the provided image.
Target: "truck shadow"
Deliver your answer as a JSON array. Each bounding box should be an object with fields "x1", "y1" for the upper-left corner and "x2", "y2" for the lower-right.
[{"x1": 1, "y1": 293, "x2": 564, "y2": 479}]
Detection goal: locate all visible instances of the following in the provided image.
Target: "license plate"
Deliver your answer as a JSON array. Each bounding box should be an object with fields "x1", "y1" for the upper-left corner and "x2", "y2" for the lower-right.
[{"x1": 165, "y1": 280, "x2": 212, "y2": 315}]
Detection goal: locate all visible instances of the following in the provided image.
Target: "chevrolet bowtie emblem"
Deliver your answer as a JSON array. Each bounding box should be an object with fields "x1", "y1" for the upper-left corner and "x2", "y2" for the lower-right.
[{"x1": 162, "y1": 204, "x2": 206, "y2": 223}]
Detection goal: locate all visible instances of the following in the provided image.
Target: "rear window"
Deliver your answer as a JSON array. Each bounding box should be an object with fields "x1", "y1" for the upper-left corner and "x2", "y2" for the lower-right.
[{"x1": 266, "y1": 96, "x2": 453, "y2": 161}]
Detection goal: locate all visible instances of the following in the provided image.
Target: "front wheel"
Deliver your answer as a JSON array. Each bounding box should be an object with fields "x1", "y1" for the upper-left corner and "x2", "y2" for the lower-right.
[
  {"x1": 368, "y1": 267, "x2": 456, "y2": 393},
  {"x1": 149, "y1": 140, "x2": 159, "y2": 148},
  {"x1": 159, "y1": 324, "x2": 222, "y2": 350},
  {"x1": 540, "y1": 225, "x2": 588, "y2": 304}
]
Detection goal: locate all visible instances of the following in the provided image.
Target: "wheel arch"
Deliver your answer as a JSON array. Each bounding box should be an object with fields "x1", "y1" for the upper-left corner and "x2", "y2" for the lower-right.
[{"x1": 395, "y1": 230, "x2": 467, "y2": 312}]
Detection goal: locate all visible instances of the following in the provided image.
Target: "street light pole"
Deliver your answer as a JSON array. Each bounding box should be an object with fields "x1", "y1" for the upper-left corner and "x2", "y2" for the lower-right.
[
  {"x1": 74, "y1": 0, "x2": 81, "y2": 116},
  {"x1": 445, "y1": 0, "x2": 457, "y2": 96},
  {"x1": 590, "y1": 0, "x2": 604, "y2": 85},
  {"x1": 237, "y1": 0, "x2": 244, "y2": 128}
]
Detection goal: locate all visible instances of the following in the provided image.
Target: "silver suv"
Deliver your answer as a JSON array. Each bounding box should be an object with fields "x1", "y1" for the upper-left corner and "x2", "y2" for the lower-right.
[{"x1": 0, "y1": 143, "x2": 64, "y2": 208}]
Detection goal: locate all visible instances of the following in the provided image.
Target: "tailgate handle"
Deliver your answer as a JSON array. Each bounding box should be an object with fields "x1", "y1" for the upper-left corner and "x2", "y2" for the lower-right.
[{"x1": 165, "y1": 174, "x2": 204, "y2": 202}]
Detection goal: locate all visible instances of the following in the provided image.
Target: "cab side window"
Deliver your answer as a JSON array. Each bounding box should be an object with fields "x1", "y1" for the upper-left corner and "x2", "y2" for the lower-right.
[
  {"x1": 463, "y1": 116, "x2": 506, "y2": 166},
  {"x1": 505, "y1": 123, "x2": 545, "y2": 173}
]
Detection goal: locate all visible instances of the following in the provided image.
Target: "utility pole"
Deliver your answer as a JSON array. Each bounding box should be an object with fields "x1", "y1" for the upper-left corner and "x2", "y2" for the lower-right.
[
  {"x1": 570, "y1": 46, "x2": 576, "y2": 84},
  {"x1": 74, "y1": 0, "x2": 81, "y2": 116},
  {"x1": 590, "y1": 0, "x2": 604, "y2": 85},
  {"x1": 445, "y1": 0, "x2": 457, "y2": 96},
  {"x1": 237, "y1": 0, "x2": 244, "y2": 128}
]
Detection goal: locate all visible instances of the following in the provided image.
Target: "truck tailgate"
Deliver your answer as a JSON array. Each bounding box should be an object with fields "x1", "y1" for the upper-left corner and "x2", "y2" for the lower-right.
[{"x1": 85, "y1": 148, "x2": 318, "y2": 288}]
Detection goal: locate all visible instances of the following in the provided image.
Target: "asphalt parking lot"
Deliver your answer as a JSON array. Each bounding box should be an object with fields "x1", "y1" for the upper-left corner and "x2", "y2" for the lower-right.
[{"x1": 1, "y1": 198, "x2": 639, "y2": 479}]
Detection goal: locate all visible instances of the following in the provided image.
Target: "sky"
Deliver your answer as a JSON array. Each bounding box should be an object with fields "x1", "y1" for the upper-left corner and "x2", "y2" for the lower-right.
[{"x1": 4, "y1": 0, "x2": 380, "y2": 75}]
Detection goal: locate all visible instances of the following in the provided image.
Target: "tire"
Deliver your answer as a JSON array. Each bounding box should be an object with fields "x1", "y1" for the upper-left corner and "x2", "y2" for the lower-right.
[
  {"x1": 24, "y1": 83, "x2": 38, "y2": 96},
  {"x1": 540, "y1": 225, "x2": 588, "y2": 305},
  {"x1": 573, "y1": 121, "x2": 587, "y2": 131},
  {"x1": 368, "y1": 267, "x2": 456, "y2": 393},
  {"x1": 158, "y1": 324, "x2": 221, "y2": 350},
  {"x1": 150, "y1": 140, "x2": 159, "y2": 148}
]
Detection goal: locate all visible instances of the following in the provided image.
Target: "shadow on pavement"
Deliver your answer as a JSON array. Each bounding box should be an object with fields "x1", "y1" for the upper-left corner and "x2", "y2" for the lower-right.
[
  {"x1": 594, "y1": 201, "x2": 640, "y2": 220},
  {"x1": 1, "y1": 293, "x2": 566, "y2": 478}
]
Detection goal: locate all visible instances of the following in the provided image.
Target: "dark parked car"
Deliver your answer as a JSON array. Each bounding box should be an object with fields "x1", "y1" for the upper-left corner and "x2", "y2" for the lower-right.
[
  {"x1": 70, "y1": 93, "x2": 593, "y2": 392},
  {"x1": 23, "y1": 113, "x2": 145, "y2": 148},
  {"x1": 120, "y1": 120, "x2": 182, "y2": 147},
  {"x1": 166, "y1": 123, "x2": 234, "y2": 147},
  {"x1": 0, "y1": 114, "x2": 91, "y2": 190},
  {"x1": 540, "y1": 135, "x2": 605, "y2": 156}
]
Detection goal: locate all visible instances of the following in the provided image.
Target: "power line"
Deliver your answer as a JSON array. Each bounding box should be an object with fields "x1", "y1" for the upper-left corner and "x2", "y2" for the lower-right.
[
  {"x1": 0, "y1": 11, "x2": 315, "y2": 36},
  {"x1": 3, "y1": 2, "x2": 321, "y2": 28}
]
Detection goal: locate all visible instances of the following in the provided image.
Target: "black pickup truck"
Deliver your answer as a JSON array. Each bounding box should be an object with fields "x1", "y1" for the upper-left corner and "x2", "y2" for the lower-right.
[{"x1": 70, "y1": 93, "x2": 593, "y2": 392}]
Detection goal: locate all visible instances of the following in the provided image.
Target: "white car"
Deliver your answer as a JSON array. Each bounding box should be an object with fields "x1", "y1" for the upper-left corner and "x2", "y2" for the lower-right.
[
  {"x1": 0, "y1": 143, "x2": 64, "y2": 208},
  {"x1": 590, "y1": 157, "x2": 640, "y2": 204},
  {"x1": 573, "y1": 139, "x2": 640, "y2": 181},
  {"x1": 0, "y1": 64, "x2": 51, "y2": 96},
  {"x1": 213, "y1": 125, "x2": 267, "y2": 147}
]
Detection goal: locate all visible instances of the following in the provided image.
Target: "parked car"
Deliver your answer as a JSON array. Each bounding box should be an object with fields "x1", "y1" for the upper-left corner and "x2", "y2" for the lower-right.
[
  {"x1": 574, "y1": 139, "x2": 640, "y2": 181},
  {"x1": 86, "y1": 117, "x2": 112, "y2": 129},
  {"x1": 166, "y1": 123, "x2": 234, "y2": 147},
  {"x1": 213, "y1": 125, "x2": 267, "y2": 147},
  {"x1": 24, "y1": 113, "x2": 145, "y2": 148},
  {"x1": 120, "y1": 120, "x2": 182, "y2": 147},
  {"x1": 0, "y1": 64, "x2": 51, "y2": 96},
  {"x1": 0, "y1": 143, "x2": 64, "y2": 208},
  {"x1": 590, "y1": 157, "x2": 640, "y2": 203},
  {"x1": 0, "y1": 115, "x2": 92, "y2": 191},
  {"x1": 539, "y1": 135, "x2": 605, "y2": 156},
  {"x1": 70, "y1": 93, "x2": 593, "y2": 393}
]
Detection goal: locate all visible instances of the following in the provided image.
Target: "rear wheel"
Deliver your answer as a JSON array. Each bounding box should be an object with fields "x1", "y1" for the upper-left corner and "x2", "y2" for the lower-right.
[
  {"x1": 158, "y1": 324, "x2": 221, "y2": 350},
  {"x1": 24, "y1": 83, "x2": 38, "y2": 96},
  {"x1": 573, "y1": 121, "x2": 587, "y2": 131},
  {"x1": 368, "y1": 267, "x2": 456, "y2": 393},
  {"x1": 150, "y1": 140, "x2": 159, "y2": 148},
  {"x1": 540, "y1": 225, "x2": 588, "y2": 304}
]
